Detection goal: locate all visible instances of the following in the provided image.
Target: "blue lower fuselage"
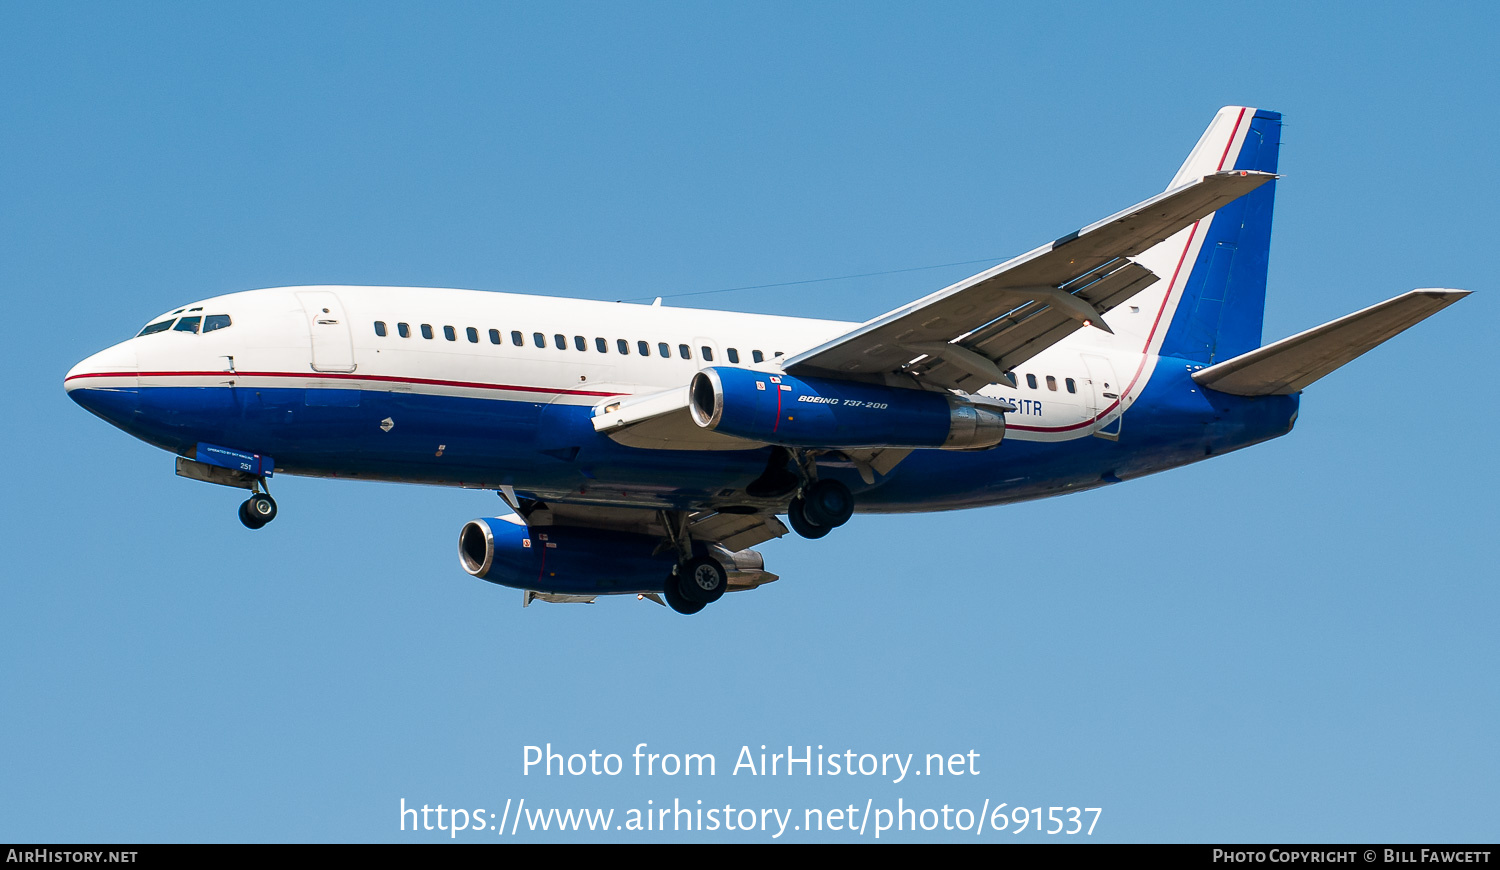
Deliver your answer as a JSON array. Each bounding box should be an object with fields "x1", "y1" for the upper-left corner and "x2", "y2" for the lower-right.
[{"x1": 70, "y1": 357, "x2": 1299, "y2": 512}]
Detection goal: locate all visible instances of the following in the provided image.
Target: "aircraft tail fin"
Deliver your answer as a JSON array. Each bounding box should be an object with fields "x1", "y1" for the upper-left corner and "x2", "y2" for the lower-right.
[
  {"x1": 1190, "y1": 289, "x2": 1470, "y2": 396},
  {"x1": 1148, "y1": 107, "x2": 1283, "y2": 365}
]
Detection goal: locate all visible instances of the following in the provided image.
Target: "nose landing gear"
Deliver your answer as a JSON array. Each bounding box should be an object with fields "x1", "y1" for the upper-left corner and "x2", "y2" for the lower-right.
[{"x1": 238, "y1": 483, "x2": 277, "y2": 530}]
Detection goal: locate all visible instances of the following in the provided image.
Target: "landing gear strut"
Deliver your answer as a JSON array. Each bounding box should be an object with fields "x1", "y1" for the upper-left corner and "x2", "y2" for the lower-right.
[{"x1": 238, "y1": 481, "x2": 277, "y2": 530}]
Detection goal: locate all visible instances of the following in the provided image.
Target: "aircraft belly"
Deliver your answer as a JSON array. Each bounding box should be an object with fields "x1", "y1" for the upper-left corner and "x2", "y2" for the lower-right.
[
  {"x1": 116, "y1": 385, "x2": 770, "y2": 502},
  {"x1": 855, "y1": 364, "x2": 1299, "y2": 511},
  {"x1": 103, "y1": 359, "x2": 1296, "y2": 513}
]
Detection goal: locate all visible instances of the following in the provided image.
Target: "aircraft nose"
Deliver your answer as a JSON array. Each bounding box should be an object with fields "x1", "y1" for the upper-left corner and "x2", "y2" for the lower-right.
[{"x1": 65, "y1": 343, "x2": 140, "y2": 418}]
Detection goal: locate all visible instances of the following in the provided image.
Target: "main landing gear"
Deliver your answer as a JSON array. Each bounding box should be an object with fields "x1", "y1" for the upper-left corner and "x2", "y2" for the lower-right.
[
  {"x1": 756, "y1": 448, "x2": 856, "y2": 540},
  {"x1": 238, "y1": 482, "x2": 277, "y2": 530},
  {"x1": 662, "y1": 556, "x2": 728, "y2": 615},
  {"x1": 787, "y1": 478, "x2": 854, "y2": 540},
  {"x1": 657, "y1": 511, "x2": 729, "y2": 616}
]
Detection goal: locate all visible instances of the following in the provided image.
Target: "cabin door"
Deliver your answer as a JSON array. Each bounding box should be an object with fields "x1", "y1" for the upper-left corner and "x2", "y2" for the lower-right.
[
  {"x1": 296, "y1": 290, "x2": 357, "y2": 373},
  {"x1": 1081, "y1": 353, "x2": 1123, "y2": 440}
]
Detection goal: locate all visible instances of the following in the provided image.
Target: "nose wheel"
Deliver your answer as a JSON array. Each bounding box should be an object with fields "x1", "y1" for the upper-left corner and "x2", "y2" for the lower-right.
[{"x1": 238, "y1": 492, "x2": 277, "y2": 529}]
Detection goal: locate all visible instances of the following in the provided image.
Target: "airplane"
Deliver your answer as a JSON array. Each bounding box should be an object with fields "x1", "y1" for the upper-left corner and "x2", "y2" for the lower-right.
[{"x1": 64, "y1": 106, "x2": 1468, "y2": 615}]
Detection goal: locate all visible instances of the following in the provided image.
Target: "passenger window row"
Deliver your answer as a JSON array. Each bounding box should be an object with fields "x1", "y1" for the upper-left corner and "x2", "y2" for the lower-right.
[
  {"x1": 1019, "y1": 372, "x2": 1078, "y2": 394},
  {"x1": 373, "y1": 321, "x2": 778, "y2": 365}
]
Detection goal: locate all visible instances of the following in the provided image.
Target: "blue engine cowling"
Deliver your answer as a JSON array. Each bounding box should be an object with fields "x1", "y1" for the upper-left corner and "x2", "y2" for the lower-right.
[
  {"x1": 688, "y1": 367, "x2": 1007, "y2": 449},
  {"x1": 458, "y1": 517, "x2": 681, "y2": 594}
]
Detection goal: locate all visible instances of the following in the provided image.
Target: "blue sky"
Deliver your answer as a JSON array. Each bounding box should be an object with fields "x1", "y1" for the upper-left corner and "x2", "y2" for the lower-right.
[{"x1": 2, "y1": 2, "x2": 1495, "y2": 842}]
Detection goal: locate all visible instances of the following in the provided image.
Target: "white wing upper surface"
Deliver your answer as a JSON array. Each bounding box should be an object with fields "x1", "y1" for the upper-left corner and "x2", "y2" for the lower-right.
[{"x1": 783, "y1": 170, "x2": 1276, "y2": 392}]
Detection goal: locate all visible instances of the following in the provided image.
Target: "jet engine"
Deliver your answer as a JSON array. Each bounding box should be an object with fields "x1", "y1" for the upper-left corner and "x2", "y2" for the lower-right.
[
  {"x1": 688, "y1": 367, "x2": 1007, "y2": 450},
  {"x1": 457, "y1": 516, "x2": 776, "y2": 596}
]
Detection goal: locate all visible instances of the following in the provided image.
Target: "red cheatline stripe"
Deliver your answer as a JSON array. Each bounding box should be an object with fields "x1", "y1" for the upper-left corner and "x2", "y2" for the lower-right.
[
  {"x1": 1012, "y1": 107, "x2": 1246, "y2": 434},
  {"x1": 63, "y1": 369, "x2": 627, "y2": 398}
]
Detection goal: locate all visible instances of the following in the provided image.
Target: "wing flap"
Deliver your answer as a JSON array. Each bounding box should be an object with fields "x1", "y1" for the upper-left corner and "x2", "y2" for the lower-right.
[
  {"x1": 785, "y1": 171, "x2": 1275, "y2": 386},
  {"x1": 521, "y1": 501, "x2": 788, "y2": 550},
  {"x1": 923, "y1": 260, "x2": 1158, "y2": 391},
  {"x1": 1192, "y1": 289, "x2": 1470, "y2": 396},
  {"x1": 690, "y1": 512, "x2": 789, "y2": 552}
]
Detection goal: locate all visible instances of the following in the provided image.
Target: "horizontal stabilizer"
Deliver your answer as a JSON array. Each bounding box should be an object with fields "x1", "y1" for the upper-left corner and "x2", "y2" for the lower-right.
[{"x1": 1191, "y1": 289, "x2": 1470, "y2": 396}]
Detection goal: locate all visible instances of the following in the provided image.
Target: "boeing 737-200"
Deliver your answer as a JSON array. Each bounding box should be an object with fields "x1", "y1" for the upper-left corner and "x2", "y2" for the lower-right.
[{"x1": 65, "y1": 107, "x2": 1468, "y2": 614}]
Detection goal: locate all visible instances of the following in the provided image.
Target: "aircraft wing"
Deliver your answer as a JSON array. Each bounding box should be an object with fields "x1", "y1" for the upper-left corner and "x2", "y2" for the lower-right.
[
  {"x1": 783, "y1": 170, "x2": 1276, "y2": 391},
  {"x1": 520, "y1": 499, "x2": 788, "y2": 554},
  {"x1": 591, "y1": 386, "x2": 766, "y2": 451}
]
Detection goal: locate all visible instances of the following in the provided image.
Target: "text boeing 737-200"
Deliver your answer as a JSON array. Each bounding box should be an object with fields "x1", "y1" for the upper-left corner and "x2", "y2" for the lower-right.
[{"x1": 65, "y1": 107, "x2": 1468, "y2": 614}]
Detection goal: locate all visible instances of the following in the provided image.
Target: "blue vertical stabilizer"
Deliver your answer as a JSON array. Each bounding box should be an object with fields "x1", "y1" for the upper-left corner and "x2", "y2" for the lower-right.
[{"x1": 1160, "y1": 109, "x2": 1282, "y2": 364}]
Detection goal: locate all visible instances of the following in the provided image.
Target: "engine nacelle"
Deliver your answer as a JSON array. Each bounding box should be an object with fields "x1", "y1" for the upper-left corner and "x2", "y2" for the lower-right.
[
  {"x1": 457, "y1": 517, "x2": 779, "y2": 596},
  {"x1": 689, "y1": 367, "x2": 1006, "y2": 450},
  {"x1": 458, "y1": 517, "x2": 678, "y2": 594}
]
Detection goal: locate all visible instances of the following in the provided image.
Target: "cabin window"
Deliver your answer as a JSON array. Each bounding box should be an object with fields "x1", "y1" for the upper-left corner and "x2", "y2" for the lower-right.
[
  {"x1": 534, "y1": 332, "x2": 546, "y2": 348},
  {"x1": 637, "y1": 340, "x2": 650, "y2": 356},
  {"x1": 575, "y1": 336, "x2": 587, "y2": 351},
  {"x1": 678, "y1": 344, "x2": 691, "y2": 360},
  {"x1": 701, "y1": 346, "x2": 714, "y2": 362},
  {"x1": 465, "y1": 327, "x2": 478, "y2": 343},
  {"x1": 1065, "y1": 378, "x2": 1076, "y2": 394},
  {"x1": 617, "y1": 339, "x2": 629, "y2": 354},
  {"x1": 173, "y1": 316, "x2": 201, "y2": 333},
  {"x1": 203, "y1": 315, "x2": 232, "y2": 333},
  {"x1": 1046, "y1": 375, "x2": 1057, "y2": 391},
  {"x1": 555, "y1": 334, "x2": 567, "y2": 350},
  {"x1": 137, "y1": 319, "x2": 175, "y2": 336},
  {"x1": 727, "y1": 348, "x2": 739, "y2": 364},
  {"x1": 443, "y1": 325, "x2": 457, "y2": 341},
  {"x1": 1026, "y1": 373, "x2": 1038, "y2": 389},
  {"x1": 596, "y1": 337, "x2": 607, "y2": 353},
  {"x1": 374, "y1": 321, "x2": 387, "y2": 337},
  {"x1": 421, "y1": 324, "x2": 434, "y2": 339},
  {"x1": 511, "y1": 330, "x2": 523, "y2": 346},
  {"x1": 397, "y1": 322, "x2": 410, "y2": 338},
  {"x1": 752, "y1": 350, "x2": 764, "y2": 363},
  {"x1": 489, "y1": 329, "x2": 501, "y2": 345},
  {"x1": 656, "y1": 342, "x2": 668, "y2": 358}
]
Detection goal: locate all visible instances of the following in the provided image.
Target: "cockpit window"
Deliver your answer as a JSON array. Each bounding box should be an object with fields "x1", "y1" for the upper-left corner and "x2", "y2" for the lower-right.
[
  {"x1": 173, "y1": 316, "x2": 201, "y2": 333},
  {"x1": 203, "y1": 315, "x2": 231, "y2": 333},
  {"x1": 137, "y1": 319, "x2": 175, "y2": 336}
]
